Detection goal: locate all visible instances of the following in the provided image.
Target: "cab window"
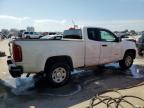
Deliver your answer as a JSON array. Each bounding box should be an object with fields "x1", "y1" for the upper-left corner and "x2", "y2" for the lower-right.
[
  {"x1": 100, "y1": 30, "x2": 116, "y2": 42},
  {"x1": 63, "y1": 29, "x2": 82, "y2": 39},
  {"x1": 87, "y1": 28, "x2": 117, "y2": 42}
]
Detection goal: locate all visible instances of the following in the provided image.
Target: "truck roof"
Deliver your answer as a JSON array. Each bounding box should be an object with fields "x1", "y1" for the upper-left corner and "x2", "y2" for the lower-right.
[{"x1": 81, "y1": 26, "x2": 110, "y2": 30}]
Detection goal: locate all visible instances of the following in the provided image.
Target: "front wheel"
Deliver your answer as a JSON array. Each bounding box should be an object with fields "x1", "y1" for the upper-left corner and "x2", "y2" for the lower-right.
[
  {"x1": 45, "y1": 63, "x2": 71, "y2": 87},
  {"x1": 119, "y1": 53, "x2": 134, "y2": 70}
]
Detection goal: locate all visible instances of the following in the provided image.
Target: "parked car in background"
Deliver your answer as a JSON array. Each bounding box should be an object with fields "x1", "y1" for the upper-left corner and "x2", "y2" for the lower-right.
[
  {"x1": 120, "y1": 35, "x2": 136, "y2": 43},
  {"x1": 40, "y1": 35, "x2": 63, "y2": 40},
  {"x1": 22, "y1": 32, "x2": 42, "y2": 39},
  {"x1": 136, "y1": 35, "x2": 144, "y2": 56},
  {"x1": 0, "y1": 35, "x2": 7, "y2": 39}
]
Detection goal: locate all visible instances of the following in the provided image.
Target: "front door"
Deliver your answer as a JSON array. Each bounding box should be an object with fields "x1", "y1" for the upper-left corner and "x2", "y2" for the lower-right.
[
  {"x1": 85, "y1": 28, "x2": 121, "y2": 66},
  {"x1": 98, "y1": 29, "x2": 121, "y2": 64}
]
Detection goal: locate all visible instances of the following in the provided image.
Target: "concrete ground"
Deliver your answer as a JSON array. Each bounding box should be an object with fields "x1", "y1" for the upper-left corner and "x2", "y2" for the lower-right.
[{"x1": 0, "y1": 39, "x2": 144, "y2": 108}]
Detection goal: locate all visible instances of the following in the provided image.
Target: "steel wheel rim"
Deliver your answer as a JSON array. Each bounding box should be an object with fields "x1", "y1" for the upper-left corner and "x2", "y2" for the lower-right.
[
  {"x1": 125, "y1": 56, "x2": 132, "y2": 67},
  {"x1": 52, "y1": 67, "x2": 67, "y2": 83}
]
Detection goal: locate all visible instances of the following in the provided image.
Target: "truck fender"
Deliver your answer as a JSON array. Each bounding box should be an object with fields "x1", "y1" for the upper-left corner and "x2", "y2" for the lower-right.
[{"x1": 43, "y1": 56, "x2": 74, "y2": 72}]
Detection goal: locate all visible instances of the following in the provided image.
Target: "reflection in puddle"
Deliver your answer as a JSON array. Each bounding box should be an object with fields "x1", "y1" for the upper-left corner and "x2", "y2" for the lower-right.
[
  {"x1": 105, "y1": 63, "x2": 144, "y2": 79},
  {"x1": 12, "y1": 77, "x2": 34, "y2": 95},
  {"x1": 11, "y1": 76, "x2": 82, "y2": 96},
  {"x1": 10, "y1": 69, "x2": 96, "y2": 96}
]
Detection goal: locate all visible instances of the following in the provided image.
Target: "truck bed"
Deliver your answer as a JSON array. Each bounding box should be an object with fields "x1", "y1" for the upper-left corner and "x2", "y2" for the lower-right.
[{"x1": 10, "y1": 39, "x2": 85, "y2": 73}]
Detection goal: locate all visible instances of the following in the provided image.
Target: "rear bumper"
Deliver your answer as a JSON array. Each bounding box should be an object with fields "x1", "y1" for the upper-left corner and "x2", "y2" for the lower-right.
[{"x1": 7, "y1": 56, "x2": 23, "y2": 78}]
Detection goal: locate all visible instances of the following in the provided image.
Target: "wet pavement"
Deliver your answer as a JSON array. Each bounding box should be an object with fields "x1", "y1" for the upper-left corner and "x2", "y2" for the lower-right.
[{"x1": 1, "y1": 59, "x2": 144, "y2": 96}]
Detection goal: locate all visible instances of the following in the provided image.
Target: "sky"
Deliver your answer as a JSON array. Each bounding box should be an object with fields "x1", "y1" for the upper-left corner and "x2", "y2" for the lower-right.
[{"x1": 0, "y1": 0, "x2": 144, "y2": 31}]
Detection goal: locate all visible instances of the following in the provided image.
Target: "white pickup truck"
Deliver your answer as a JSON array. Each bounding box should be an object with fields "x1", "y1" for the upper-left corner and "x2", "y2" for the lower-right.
[{"x1": 7, "y1": 26, "x2": 137, "y2": 87}]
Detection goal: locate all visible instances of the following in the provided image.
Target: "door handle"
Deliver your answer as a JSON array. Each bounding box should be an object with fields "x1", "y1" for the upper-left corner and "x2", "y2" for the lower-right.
[{"x1": 102, "y1": 44, "x2": 107, "y2": 47}]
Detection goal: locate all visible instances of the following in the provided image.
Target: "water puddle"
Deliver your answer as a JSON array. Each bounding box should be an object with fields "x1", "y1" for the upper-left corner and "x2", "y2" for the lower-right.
[
  {"x1": 126, "y1": 65, "x2": 144, "y2": 79},
  {"x1": 10, "y1": 69, "x2": 96, "y2": 96},
  {"x1": 105, "y1": 63, "x2": 144, "y2": 79},
  {"x1": 11, "y1": 75, "x2": 82, "y2": 96},
  {"x1": 1, "y1": 64, "x2": 144, "y2": 96},
  {"x1": 11, "y1": 77, "x2": 34, "y2": 95}
]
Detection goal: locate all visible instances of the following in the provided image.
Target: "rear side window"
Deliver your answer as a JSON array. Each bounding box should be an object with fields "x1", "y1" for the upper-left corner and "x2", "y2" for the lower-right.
[
  {"x1": 87, "y1": 28, "x2": 101, "y2": 41},
  {"x1": 63, "y1": 29, "x2": 82, "y2": 39}
]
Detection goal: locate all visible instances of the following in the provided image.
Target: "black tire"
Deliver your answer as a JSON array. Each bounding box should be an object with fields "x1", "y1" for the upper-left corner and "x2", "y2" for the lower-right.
[
  {"x1": 119, "y1": 53, "x2": 134, "y2": 70},
  {"x1": 45, "y1": 63, "x2": 71, "y2": 87}
]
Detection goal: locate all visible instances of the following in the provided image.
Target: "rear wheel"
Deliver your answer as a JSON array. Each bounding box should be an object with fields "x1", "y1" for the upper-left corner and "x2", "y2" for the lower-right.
[
  {"x1": 45, "y1": 63, "x2": 71, "y2": 87},
  {"x1": 119, "y1": 53, "x2": 134, "y2": 70}
]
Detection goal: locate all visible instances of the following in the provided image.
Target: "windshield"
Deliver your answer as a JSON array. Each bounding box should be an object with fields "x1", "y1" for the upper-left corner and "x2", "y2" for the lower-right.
[{"x1": 63, "y1": 29, "x2": 82, "y2": 39}]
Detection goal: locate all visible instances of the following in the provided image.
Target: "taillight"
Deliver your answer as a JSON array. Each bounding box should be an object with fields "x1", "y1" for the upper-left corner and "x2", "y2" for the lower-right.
[{"x1": 12, "y1": 44, "x2": 22, "y2": 62}]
